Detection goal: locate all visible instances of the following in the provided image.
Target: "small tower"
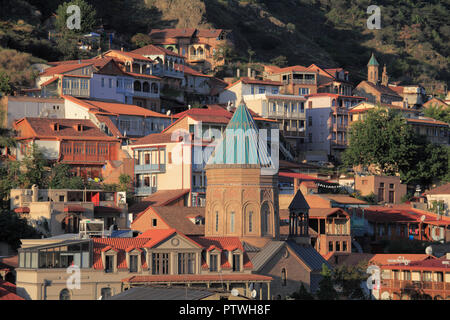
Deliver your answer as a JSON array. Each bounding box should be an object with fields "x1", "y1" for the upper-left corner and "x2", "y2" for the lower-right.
[
  {"x1": 204, "y1": 102, "x2": 279, "y2": 247},
  {"x1": 381, "y1": 64, "x2": 389, "y2": 86},
  {"x1": 367, "y1": 53, "x2": 379, "y2": 85},
  {"x1": 288, "y1": 190, "x2": 310, "y2": 244}
]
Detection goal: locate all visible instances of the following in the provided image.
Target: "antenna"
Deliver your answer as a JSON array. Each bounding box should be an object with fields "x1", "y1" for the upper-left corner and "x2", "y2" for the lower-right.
[
  {"x1": 425, "y1": 246, "x2": 433, "y2": 255},
  {"x1": 166, "y1": 110, "x2": 171, "y2": 116}
]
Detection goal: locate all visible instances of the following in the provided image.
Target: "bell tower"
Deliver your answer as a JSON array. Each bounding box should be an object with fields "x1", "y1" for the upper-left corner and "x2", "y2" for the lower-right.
[
  {"x1": 204, "y1": 102, "x2": 279, "y2": 248},
  {"x1": 367, "y1": 53, "x2": 379, "y2": 85},
  {"x1": 381, "y1": 65, "x2": 389, "y2": 86}
]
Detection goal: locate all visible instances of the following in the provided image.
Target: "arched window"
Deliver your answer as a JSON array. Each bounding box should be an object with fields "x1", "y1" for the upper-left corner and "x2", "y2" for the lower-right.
[
  {"x1": 215, "y1": 211, "x2": 219, "y2": 233},
  {"x1": 101, "y1": 287, "x2": 112, "y2": 300},
  {"x1": 261, "y1": 202, "x2": 270, "y2": 234},
  {"x1": 331, "y1": 99, "x2": 336, "y2": 107},
  {"x1": 281, "y1": 268, "x2": 287, "y2": 286},
  {"x1": 248, "y1": 211, "x2": 253, "y2": 233},
  {"x1": 134, "y1": 81, "x2": 141, "y2": 92},
  {"x1": 230, "y1": 211, "x2": 235, "y2": 233},
  {"x1": 151, "y1": 83, "x2": 158, "y2": 94},
  {"x1": 142, "y1": 81, "x2": 150, "y2": 92},
  {"x1": 198, "y1": 47, "x2": 204, "y2": 56},
  {"x1": 59, "y1": 289, "x2": 71, "y2": 300}
]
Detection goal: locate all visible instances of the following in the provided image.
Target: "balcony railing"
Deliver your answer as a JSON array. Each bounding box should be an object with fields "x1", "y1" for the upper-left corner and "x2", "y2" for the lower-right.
[
  {"x1": 135, "y1": 163, "x2": 166, "y2": 174},
  {"x1": 381, "y1": 279, "x2": 450, "y2": 291},
  {"x1": 135, "y1": 186, "x2": 157, "y2": 196},
  {"x1": 62, "y1": 88, "x2": 90, "y2": 97},
  {"x1": 282, "y1": 79, "x2": 316, "y2": 85}
]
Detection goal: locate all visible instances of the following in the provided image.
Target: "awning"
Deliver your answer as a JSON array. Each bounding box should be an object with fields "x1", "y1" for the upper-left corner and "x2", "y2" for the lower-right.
[{"x1": 13, "y1": 207, "x2": 30, "y2": 214}]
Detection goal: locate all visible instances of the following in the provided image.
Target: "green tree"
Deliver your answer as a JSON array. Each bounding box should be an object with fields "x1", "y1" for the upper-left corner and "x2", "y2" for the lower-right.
[
  {"x1": 213, "y1": 43, "x2": 236, "y2": 64},
  {"x1": 270, "y1": 55, "x2": 288, "y2": 67},
  {"x1": 0, "y1": 211, "x2": 41, "y2": 251},
  {"x1": 316, "y1": 264, "x2": 338, "y2": 300},
  {"x1": 48, "y1": 163, "x2": 84, "y2": 189},
  {"x1": 332, "y1": 262, "x2": 369, "y2": 300},
  {"x1": 343, "y1": 108, "x2": 448, "y2": 187},
  {"x1": 423, "y1": 104, "x2": 450, "y2": 124},
  {"x1": 131, "y1": 33, "x2": 152, "y2": 48},
  {"x1": 0, "y1": 71, "x2": 12, "y2": 95},
  {"x1": 19, "y1": 143, "x2": 48, "y2": 188},
  {"x1": 291, "y1": 283, "x2": 314, "y2": 300}
]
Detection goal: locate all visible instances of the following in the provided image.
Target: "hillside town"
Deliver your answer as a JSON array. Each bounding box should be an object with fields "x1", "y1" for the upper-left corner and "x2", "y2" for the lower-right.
[{"x1": 0, "y1": 24, "x2": 449, "y2": 302}]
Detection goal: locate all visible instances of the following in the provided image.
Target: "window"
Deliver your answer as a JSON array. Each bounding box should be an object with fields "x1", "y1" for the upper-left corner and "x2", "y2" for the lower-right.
[
  {"x1": 215, "y1": 211, "x2": 219, "y2": 232},
  {"x1": 100, "y1": 287, "x2": 112, "y2": 300},
  {"x1": 342, "y1": 241, "x2": 347, "y2": 252},
  {"x1": 178, "y1": 253, "x2": 195, "y2": 274},
  {"x1": 152, "y1": 253, "x2": 169, "y2": 274},
  {"x1": 259, "y1": 87, "x2": 266, "y2": 94},
  {"x1": 272, "y1": 88, "x2": 279, "y2": 94},
  {"x1": 281, "y1": 268, "x2": 287, "y2": 286},
  {"x1": 436, "y1": 272, "x2": 443, "y2": 282},
  {"x1": 308, "y1": 116, "x2": 312, "y2": 126},
  {"x1": 335, "y1": 241, "x2": 340, "y2": 252},
  {"x1": 230, "y1": 211, "x2": 235, "y2": 233},
  {"x1": 129, "y1": 255, "x2": 138, "y2": 273},
  {"x1": 300, "y1": 102, "x2": 304, "y2": 113},
  {"x1": 329, "y1": 241, "x2": 333, "y2": 252},
  {"x1": 101, "y1": 78, "x2": 105, "y2": 87},
  {"x1": 389, "y1": 190, "x2": 395, "y2": 203},
  {"x1": 105, "y1": 255, "x2": 114, "y2": 273},
  {"x1": 209, "y1": 254, "x2": 218, "y2": 272},
  {"x1": 108, "y1": 79, "x2": 112, "y2": 88},
  {"x1": 59, "y1": 289, "x2": 71, "y2": 300},
  {"x1": 232, "y1": 254, "x2": 241, "y2": 272},
  {"x1": 403, "y1": 270, "x2": 411, "y2": 281},
  {"x1": 250, "y1": 86, "x2": 254, "y2": 94},
  {"x1": 248, "y1": 211, "x2": 253, "y2": 233},
  {"x1": 152, "y1": 219, "x2": 157, "y2": 227},
  {"x1": 422, "y1": 271, "x2": 432, "y2": 281}
]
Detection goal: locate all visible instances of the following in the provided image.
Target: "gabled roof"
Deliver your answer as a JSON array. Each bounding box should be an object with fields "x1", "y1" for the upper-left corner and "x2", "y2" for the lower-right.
[
  {"x1": 63, "y1": 96, "x2": 170, "y2": 118},
  {"x1": 251, "y1": 241, "x2": 286, "y2": 272},
  {"x1": 104, "y1": 50, "x2": 154, "y2": 62},
  {"x1": 14, "y1": 117, "x2": 118, "y2": 141},
  {"x1": 131, "y1": 132, "x2": 179, "y2": 146},
  {"x1": 358, "y1": 80, "x2": 402, "y2": 98},
  {"x1": 109, "y1": 286, "x2": 215, "y2": 300},
  {"x1": 39, "y1": 63, "x2": 93, "y2": 77},
  {"x1": 226, "y1": 77, "x2": 283, "y2": 89},
  {"x1": 206, "y1": 102, "x2": 273, "y2": 167},
  {"x1": 425, "y1": 183, "x2": 450, "y2": 195},
  {"x1": 131, "y1": 44, "x2": 185, "y2": 58},
  {"x1": 132, "y1": 206, "x2": 205, "y2": 236}
]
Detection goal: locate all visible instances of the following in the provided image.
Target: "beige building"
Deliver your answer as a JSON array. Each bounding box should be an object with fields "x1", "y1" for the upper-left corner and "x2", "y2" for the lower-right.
[
  {"x1": 10, "y1": 186, "x2": 128, "y2": 236},
  {"x1": 424, "y1": 183, "x2": 450, "y2": 216},
  {"x1": 354, "y1": 175, "x2": 407, "y2": 204}
]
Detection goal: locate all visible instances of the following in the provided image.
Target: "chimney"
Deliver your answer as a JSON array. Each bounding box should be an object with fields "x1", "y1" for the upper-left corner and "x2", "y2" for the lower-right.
[
  {"x1": 248, "y1": 67, "x2": 252, "y2": 78},
  {"x1": 251, "y1": 70, "x2": 256, "y2": 79},
  {"x1": 236, "y1": 68, "x2": 240, "y2": 78},
  {"x1": 121, "y1": 46, "x2": 124, "y2": 52}
]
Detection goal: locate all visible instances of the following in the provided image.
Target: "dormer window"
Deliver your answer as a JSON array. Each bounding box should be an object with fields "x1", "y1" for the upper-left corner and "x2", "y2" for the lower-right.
[
  {"x1": 75, "y1": 124, "x2": 83, "y2": 132},
  {"x1": 52, "y1": 123, "x2": 59, "y2": 131}
]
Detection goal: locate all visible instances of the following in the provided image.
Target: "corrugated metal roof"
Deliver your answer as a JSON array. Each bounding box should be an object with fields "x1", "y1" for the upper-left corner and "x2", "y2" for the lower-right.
[
  {"x1": 109, "y1": 286, "x2": 214, "y2": 300},
  {"x1": 242, "y1": 241, "x2": 260, "y2": 253},
  {"x1": 289, "y1": 190, "x2": 310, "y2": 211},
  {"x1": 286, "y1": 240, "x2": 330, "y2": 271},
  {"x1": 251, "y1": 241, "x2": 285, "y2": 272}
]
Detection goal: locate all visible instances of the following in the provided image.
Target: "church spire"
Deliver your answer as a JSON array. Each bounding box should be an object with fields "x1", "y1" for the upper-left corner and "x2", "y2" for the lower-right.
[{"x1": 367, "y1": 53, "x2": 379, "y2": 85}]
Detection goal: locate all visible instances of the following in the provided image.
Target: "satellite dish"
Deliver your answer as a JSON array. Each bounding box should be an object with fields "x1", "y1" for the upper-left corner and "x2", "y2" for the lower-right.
[
  {"x1": 420, "y1": 215, "x2": 426, "y2": 222},
  {"x1": 166, "y1": 110, "x2": 171, "y2": 116},
  {"x1": 231, "y1": 288, "x2": 239, "y2": 297},
  {"x1": 425, "y1": 246, "x2": 433, "y2": 255},
  {"x1": 251, "y1": 290, "x2": 257, "y2": 299}
]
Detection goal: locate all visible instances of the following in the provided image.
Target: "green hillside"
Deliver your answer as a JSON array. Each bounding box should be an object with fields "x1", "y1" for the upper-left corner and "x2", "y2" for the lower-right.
[{"x1": 0, "y1": 0, "x2": 449, "y2": 92}]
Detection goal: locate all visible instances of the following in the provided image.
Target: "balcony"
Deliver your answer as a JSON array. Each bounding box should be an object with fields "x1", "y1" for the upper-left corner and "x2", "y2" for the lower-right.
[
  {"x1": 135, "y1": 163, "x2": 166, "y2": 174},
  {"x1": 192, "y1": 163, "x2": 205, "y2": 172},
  {"x1": 381, "y1": 279, "x2": 450, "y2": 292},
  {"x1": 62, "y1": 88, "x2": 90, "y2": 97},
  {"x1": 282, "y1": 79, "x2": 316, "y2": 85},
  {"x1": 135, "y1": 186, "x2": 157, "y2": 196},
  {"x1": 332, "y1": 123, "x2": 347, "y2": 131},
  {"x1": 331, "y1": 140, "x2": 347, "y2": 148}
]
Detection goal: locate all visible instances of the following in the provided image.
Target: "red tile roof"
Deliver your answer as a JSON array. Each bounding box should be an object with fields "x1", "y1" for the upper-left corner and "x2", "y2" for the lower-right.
[
  {"x1": 63, "y1": 96, "x2": 169, "y2": 118},
  {"x1": 92, "y1": 238, "x2": 150, "y2": 270},
  {"x1": 356, "y1": 206, "x2": 450, "y2": 225},
  {"x1": 14, "y1": 117, "x2": 118, "y2": 141},
  {"x1": 380, "y1": 256, "x2": 449, "y2": 271},
  {"x1": 425, "y1": 183, "x2": 450, "y2": 195},
  {"x1": 13, "y1": 207, "x2": 30, "y2": 213},
  {"x1": 122, "y1": 274, "x2": 272, "y2": 283},
  {"x1": 0, "y1": 287, "x2": 24, "y2": 300},
  {"x1": 124, "y1": 72, "x2": 161, "y2": 80},
  {"x1": 105, "y1": 50, "x2": 154, "y2": 62},
  {"x1": 196, "y1": 29, "x2": 225, "y2": 38},
  {"x1": 278, "y1": 171, "x2": 332, "y2": 183},
  {"x1": 406, "y1": 117, "x2": 449, "y2": 127},
  {"x1": 94, "y1": 114, "x2": 124, "y2": 138},
  {"x1": 131, "y1": 132, "x2": 179, "y2": 146},
  {"x1": 39, "y1": 63, "x2": 93, "y2": 77},
  {"x1": 306, "y1": 93, "x2": 367, "y2": 100},
  {"x1": 131, "y1": 44, "x2": 185, "y2": 58},
  {"x1": 40, "y1": 76, "x2": 59, "y2": 87},
  {"x1": 369, "y1": 254, "x2": 433, "y2": 266}
]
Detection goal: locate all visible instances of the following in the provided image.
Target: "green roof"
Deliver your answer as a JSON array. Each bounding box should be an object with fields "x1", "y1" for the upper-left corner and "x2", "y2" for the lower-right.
[
  {"x1": 207, "y1": 102, "x2": 273, "y2": 166},
  {"x1": 368, "y1": 53, "x2": 379, "y2": 66}
]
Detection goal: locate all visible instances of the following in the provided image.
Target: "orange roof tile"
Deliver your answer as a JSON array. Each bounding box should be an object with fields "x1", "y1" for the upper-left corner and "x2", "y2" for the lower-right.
[
  {"x1": 92, "y1": 238, "x2": 150, "y2": 270},
  {"x1": 123, "y1": 274, "x2": 272, "y2": 283},
  {"x1": 131, "y1": 44, "x2": 185, "y2": 58},
  {"x1": 39, "y1": 63, "x2": 93, "y2": 77},
  {"x1": 425, "y1": 183, "x2": 450, "y2": 195}
]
